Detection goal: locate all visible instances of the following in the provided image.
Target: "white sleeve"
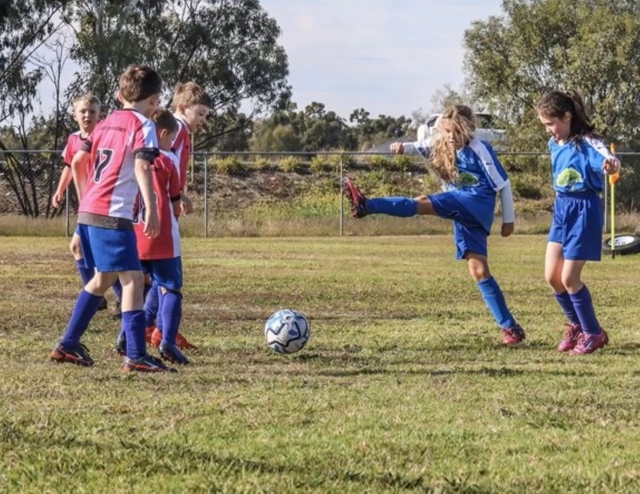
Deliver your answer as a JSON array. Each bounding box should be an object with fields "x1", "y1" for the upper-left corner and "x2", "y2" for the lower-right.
[
  {"x1": 499, "y1": 180, "x2": 515, "y2": 223},
  {"x1": 400, "y1": 139, "x2": 432, "y2": 159}
]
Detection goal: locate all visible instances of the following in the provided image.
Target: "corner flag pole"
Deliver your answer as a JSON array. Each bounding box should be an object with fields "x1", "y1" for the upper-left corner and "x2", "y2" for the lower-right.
[{"x1": 609, "y1": 143, "x2": 619, "y2": 259}]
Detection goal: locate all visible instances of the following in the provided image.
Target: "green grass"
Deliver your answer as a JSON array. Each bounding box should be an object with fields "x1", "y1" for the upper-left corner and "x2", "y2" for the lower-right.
[{"x1": 1, "y1": 235, "x2": 640, "y2": 493}]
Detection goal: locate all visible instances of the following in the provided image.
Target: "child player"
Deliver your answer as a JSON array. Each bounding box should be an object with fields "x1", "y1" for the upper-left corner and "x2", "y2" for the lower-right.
[
  {"x1": 116, "y1": 107, "x2": 189, "y2": 365},
  {"x1": 52, "y1": 95, "x2": 122, "y2": 311},
  {"x1": 146, "y1": 81, "x2": 210, "y2": 350},
  {"x1": 536, "y1": 89, "x2": 620, "y2": 355},
  {"x1": 50, "y1": 64, "x2": 173, "y2": 372},
  {"x1": 343, "y1": 104, "x2": 525, "y2": 346}
]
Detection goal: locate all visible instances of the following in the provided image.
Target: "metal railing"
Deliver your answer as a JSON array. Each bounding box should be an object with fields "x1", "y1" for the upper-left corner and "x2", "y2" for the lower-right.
[{"x1": 1, "y1": 150, "x2": 639, "y2": 237}]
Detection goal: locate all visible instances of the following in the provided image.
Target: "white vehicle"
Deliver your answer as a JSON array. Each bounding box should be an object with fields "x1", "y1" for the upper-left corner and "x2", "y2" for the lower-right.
[{"x1": 424, "y1": 112, "x2": 507, "y2": 149}]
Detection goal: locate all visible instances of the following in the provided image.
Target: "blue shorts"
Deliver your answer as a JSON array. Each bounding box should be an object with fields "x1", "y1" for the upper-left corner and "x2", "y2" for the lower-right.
[
  {"x1": 141, "y1": 257, "x2": 182, "y2": 291},
  {"x1": 429, "y1": 191, "x2": 489, "y2": 260},
  {"x1": 548, "y1": 192, "x2": 602, "y2": 261},
  {"x1": 76, "y1": 224, "x2": 141, "y2": 272}
]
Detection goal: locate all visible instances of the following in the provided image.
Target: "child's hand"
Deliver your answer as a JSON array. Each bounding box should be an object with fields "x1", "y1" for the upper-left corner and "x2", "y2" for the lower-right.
[
  {"x1": 143, "y1": 209, "x2": 160, "y2": 238},
  {"x1": 602, "y1": 157, "x2": 620, "y2": 174},
  {"x1": 52, "y1": 191, "x2": 64, "y2": 208},
  {"x1": 180, "y1": 194, "x2": 194, "y2": 215},
  {"x1": 389, "y1": 142, "x2": 404, "y2": 154},
  {"x1": 501, "y1": 222, "x2": 514, "y2": 237}
]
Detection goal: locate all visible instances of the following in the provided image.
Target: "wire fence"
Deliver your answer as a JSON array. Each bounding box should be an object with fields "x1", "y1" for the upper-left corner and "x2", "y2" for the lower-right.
[{"x1": 1, "y1": 150, "x2": 639, "y2": 237}]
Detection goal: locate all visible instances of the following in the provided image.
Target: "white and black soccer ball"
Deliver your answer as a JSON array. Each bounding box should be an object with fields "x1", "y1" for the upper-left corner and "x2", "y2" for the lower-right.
[{"x1": 264, "y1": 309, "x2": 310, "y2": 354}]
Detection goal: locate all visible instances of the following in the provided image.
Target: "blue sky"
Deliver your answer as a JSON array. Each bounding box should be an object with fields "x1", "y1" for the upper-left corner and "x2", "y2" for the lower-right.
[{"x1": 260, "y1": 0, "x2": 504, "y2": 119}]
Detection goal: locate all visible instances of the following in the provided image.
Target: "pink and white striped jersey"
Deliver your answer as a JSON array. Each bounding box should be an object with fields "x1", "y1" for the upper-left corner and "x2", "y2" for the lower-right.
[
  {"x1": 79, "y1": 109, "x2": 158, "y2": 221},
  {"x1": 134, "y1": 150, "x2": 181, "y2": 260},
  {"x1": 62, "y1": 131, "x2": 88, "y2": 166},
  {"x1": 171, "y1": 116, "x2": 191, "y2": 192}
]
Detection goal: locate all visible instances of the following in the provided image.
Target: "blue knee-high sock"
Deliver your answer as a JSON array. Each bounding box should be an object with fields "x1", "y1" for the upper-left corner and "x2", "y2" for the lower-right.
[
  {"x1": 155, "y1": 284, "x2": 164, "y2": 334},
  {"x1": 160, "y1": 291, "x2": 182, "y2": 346},
  {"x1": 61, "y1": 290, "x2": 104, "y2": 347},
  {"x1": 75, "y1": 259, "x2": 94, "y2": 286},
  {"x1": 570, "y1": 285, "x2": 601, "y2": 335},
  {"x1": 111, "y1": 279, "x2": 123, "y2": 302},
  {"x1": 365, "y1": 197, "x2": 417, "y2": 217},
  {"x1": 476, "y1": 277, "x2": 517, "y2": 329},
  {"x1": 143, "y1": 281, "x2": 159, "y2": 328},
  {"x1": 554, "y1": 291, "x2": 579, "y2": 325},
  {"x1": 122, "y1": 310, "x2": 146, "y2": 359}
]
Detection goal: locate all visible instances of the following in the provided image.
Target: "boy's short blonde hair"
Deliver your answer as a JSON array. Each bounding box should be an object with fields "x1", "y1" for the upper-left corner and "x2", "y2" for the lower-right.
[
  {"x1": 119, "y1": 65, "x2": 162, "y2": 103},
  {"x1": 151, "y1": 107, "x2": 179, "y2": 134},
  {"x1": 171, "y1": 81, "x2": 212, "y2": 111},
  {"x1": 72, "y1": 94, "x2": 101, "y2": 110}
]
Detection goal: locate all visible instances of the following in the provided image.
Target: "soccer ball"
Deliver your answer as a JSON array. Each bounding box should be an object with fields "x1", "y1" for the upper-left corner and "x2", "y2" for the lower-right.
[{"x1": 264, "y1": 309, "x2": 310, "y2": 354}]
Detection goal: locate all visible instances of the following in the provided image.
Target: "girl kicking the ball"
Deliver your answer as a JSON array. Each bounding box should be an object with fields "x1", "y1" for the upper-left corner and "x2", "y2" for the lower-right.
[
  {"x1": 342, "y1": 104, "x2": 525, "y2": 346},
  {"x1": 536, "y1": 90, "x2": 619, "y2": 355}
]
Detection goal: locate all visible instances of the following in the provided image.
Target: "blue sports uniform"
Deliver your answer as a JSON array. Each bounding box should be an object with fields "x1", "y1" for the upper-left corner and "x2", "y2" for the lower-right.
[
  {"x1": 405, "y1": 137, "x2": 515, "y2": 259},
  {"x1": 547, "y1": 136, "x2": 615, "y2": 261}
]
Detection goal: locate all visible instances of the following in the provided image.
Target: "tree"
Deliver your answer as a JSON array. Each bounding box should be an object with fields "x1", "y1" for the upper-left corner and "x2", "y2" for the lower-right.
[
  {"x1": 0, "y1": 0, "x2": 73, "y2": 217},
  {"x1": 64, "y1": 0, "x2": 291, "y2": 150},
  {"x1": 463, "y1": 0, "x2": 640, "y2": 149}
]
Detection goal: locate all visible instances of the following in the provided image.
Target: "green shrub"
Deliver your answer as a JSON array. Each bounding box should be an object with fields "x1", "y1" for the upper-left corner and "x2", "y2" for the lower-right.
[
  {"x1": 309, "y1": 156, "x2": 334, "y2": 173},
  {"x1": 278, "y1": 156, "x2": 304, "y2": 173},
  {"x1": 213, "y1": 156, "x2": 246, "y2": 175},
  {"x1": 368, "y1": 155, "x2": 391, "y2": 169}
]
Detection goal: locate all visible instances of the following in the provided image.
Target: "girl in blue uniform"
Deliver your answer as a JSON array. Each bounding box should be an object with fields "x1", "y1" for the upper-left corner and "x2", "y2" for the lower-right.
[
  {"x1": 343, "y1": 104, "x2": 525, "y2": 346},
  {"x1": 536, "y1": 90, "x2": 620, "y2": 355}
]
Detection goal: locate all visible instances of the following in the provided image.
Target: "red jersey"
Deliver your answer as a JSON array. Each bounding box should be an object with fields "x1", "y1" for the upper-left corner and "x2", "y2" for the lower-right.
[
  {"x1": 135, "y1": 150, "x2": 181, "y2": 260},
  {"x1": 171, "y1": 116, "x2": 191, "y2": 192},
  {"x1": 62, "y1": 131, "x2": 88, "y2": 165},
  {"x1": 80, "y1": 109, "x2": 158, "y2": 221}
]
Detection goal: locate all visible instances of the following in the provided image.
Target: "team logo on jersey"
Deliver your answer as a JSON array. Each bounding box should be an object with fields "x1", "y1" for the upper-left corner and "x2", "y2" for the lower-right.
[
  {"x1": 555, "y1": 168, "x2": 583, "y2": 188},
  {"x1": 455, "y1": 172, "x2": 479, "y2": 188}
]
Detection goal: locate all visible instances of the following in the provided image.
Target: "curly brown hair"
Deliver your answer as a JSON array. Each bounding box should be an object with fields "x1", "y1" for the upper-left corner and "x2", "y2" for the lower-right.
[{"x1": 429, "y1": 105, "x2": 476, "y2": 183}]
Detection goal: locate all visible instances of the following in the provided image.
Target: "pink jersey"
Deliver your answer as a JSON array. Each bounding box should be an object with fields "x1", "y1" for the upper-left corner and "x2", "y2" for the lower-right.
[
  {"x1": 171, "y1": 116, "x2": 191, "y2": 192},
  {"x1": 79, "y1": 109, "x2": 158, "y2": 221},
  {"x1": 62, "y1": 131, "x2": 88, "y2": 166},
  {"x1": 135, "y1": 150, "x2": 181, "y2": 260}
]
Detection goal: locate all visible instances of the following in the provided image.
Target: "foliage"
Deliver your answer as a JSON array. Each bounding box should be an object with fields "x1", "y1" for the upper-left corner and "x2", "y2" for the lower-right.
[{"x1": 464, "y1": 0, "x2": 640, "y2": 150}]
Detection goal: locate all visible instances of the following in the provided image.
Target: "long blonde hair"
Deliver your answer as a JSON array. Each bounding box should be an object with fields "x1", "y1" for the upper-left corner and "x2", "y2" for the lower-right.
[{"x1": 430, "y1": 105, "x2": 476, "y2": 183}]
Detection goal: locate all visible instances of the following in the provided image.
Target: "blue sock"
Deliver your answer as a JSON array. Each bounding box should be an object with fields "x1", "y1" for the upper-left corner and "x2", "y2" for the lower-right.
[
  {"x1": 61, "y1": 290, "x2": 104, "y2": 347},
  {"x1": 476, "y1": 277, "x2": 517, "y2": 329},
  {"x1": 111, "y1": 279, "x2": 123, "y2": 302},
  {"x1": 570, "y1": 285, "x2": 601, "y2": 334},
  {"x1": 365, "y1": 197, "x2": 417, "y2": 217},
  {"x1": 160, "y1": 291, "x2": 182, "y2": 345},
  {"x1": 75, "y1": 259, "x2": 94, "y2": 286},
  {"x1": 155, "y1": 285, "x2": 164, "y2": 334},
  {"x1": 143, "y1": 282, "x2": 159, "y2": 327},
  {"x1": 554, "y1": 291, "x2": 579, "y2": 325},
  {"x1": 122, "y1": 310, "x2": 146, "y2": 359}
]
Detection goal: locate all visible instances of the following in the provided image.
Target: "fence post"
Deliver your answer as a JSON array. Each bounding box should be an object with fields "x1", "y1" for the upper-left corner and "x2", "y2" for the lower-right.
[
  {"x1": 65, "y1": 187, "x2": 70, "y2": 237},
  {"x1": 339, "y1": 154, "x2": 344, "y2": 236},
  {"x1": 204, "y1": 154, "x2": 209, "y2": 238}
]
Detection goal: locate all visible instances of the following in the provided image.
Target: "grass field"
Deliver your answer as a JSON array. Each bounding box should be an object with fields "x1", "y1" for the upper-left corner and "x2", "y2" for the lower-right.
[{"x1": 1, "y1": 235, "x2": 640, "y2": 493}]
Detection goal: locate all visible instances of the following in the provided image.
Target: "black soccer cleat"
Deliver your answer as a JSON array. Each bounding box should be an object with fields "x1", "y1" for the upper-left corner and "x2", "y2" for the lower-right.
[
  {"x1": 50, "y1": 341, "x2": 94, "y2": 367},
  {"x1": 122, "y1": 354, "x2": 177, "y2": 373},
  {"x1": 159, "y1": 343, "x2": 190, "y2": 365}
]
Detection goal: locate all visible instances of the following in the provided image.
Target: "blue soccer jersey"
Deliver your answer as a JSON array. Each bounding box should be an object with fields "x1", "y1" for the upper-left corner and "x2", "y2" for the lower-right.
[
  {"x1": 404, "y1": 137, "x2": 512, "y2": 232},
  {"x1": 549, "y1": 136, "x2": 614, "y2": 193}
]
